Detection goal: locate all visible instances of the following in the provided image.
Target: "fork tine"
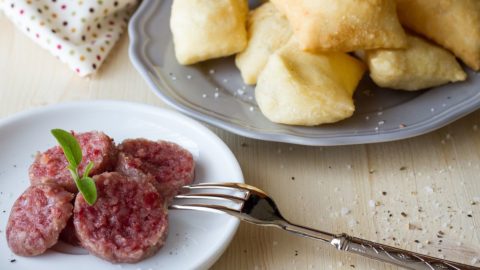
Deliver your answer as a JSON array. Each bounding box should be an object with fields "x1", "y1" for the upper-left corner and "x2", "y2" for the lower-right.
[
  {"x1": 169, "y1": 203, "x2": 242, "y2": 217},
  {"x1": 175, "y1": 193, "x2": 246, "y2": 203},
  {"x1": 182, "y1": 182, "x2": 267, "y2": 196}
]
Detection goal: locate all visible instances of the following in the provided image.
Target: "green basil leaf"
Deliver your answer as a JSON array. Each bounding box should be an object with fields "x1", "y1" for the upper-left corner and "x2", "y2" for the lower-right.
[
  {"x1": 51, "y1": 129, "x2": 83, "y2": 168},
  {"x1": 82, "y1": 161, "x2": 94, "y2": 179},
  {"x1": 68, "y1": 167, "x2": 79, "y2": 182},
  {"x1": 77, "y1": 176, "x2": 97, "y2": 205}
]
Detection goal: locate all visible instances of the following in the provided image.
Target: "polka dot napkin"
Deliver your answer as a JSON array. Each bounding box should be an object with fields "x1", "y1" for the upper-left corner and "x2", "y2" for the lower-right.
[{"x1": 0, "y1": 0, "x2": 138, "y2": 77}]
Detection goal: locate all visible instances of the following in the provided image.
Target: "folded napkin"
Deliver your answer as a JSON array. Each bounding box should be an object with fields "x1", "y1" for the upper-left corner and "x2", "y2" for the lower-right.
[{"x1": 1, "y1": 0, "x2": 138, "y2": 77}]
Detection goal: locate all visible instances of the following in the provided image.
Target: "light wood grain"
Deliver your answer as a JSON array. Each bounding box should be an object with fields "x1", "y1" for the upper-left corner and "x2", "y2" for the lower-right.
[{"x1": 0, "y1": 15, "x2": 479, "y2": 270}]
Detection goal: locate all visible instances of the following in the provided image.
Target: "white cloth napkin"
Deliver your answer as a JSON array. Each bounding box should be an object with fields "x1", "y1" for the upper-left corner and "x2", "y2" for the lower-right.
[{"x1": 0, "y1": 0, "x2": 138, "y2": 77}]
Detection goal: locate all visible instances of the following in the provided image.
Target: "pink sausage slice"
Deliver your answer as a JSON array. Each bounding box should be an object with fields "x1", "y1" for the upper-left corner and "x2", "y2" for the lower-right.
[
  {"x1": 29, "y1": 131, "x2": 117, "y2": 193},
  {"x1": 116, "y1": 139, "x2": 195, "y2": 202},
  {"x1": 6, "y1": 184, "x2": 74, "y2": 256},
  {"x1": 74, "y1": 172, "x2": 168, "y2": 263}
]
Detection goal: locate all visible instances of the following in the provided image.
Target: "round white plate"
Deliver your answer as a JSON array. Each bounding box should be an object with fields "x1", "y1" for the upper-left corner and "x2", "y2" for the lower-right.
[{"x1": 0, "y1": 100, "x2": 243, "y2": 270}]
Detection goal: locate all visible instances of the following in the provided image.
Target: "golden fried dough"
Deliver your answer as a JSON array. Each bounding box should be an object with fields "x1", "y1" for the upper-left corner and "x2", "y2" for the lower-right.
[
  {"x1": 365, "y1": 34, "x2": 467, "y2": 91},
  {"x1": 396, "y1": 0, "x2": 480, "y2": 71},
  {"x1": 235, "y1": 3, "x2": 292, "y2": 85},
  {"x1": 270, "y1": 0, "x2": 407, "y2": 52},
  {"x1": 255, "y1": 39, "x2": 366, "y2": 126},
  {"x1": 170, "y1": 0, "x2": 248, "y2": 65}
]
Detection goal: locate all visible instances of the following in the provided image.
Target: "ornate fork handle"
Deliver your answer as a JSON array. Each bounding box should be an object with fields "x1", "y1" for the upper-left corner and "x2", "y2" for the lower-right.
[
  {"x1": 280, "y1": 222, "x2": 478, "y2": 270},
  {"x1": 332, "y1": 234, "x2": 478, "y2": 270}
]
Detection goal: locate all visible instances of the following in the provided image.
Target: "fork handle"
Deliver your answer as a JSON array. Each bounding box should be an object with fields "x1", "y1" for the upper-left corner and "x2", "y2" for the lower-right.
[{"x1": 332, "y1": 234, "x2": 478, "y2": 270}]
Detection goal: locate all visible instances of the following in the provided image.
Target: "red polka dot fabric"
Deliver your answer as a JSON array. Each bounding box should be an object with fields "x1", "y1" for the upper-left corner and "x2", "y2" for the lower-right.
[{"x1": 1, "y1": 0, "x2": 138, "y2": 77}]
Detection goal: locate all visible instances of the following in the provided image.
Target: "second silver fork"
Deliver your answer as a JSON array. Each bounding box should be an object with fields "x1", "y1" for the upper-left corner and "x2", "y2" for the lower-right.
[{"x1": 171, "y1": 182, "x2": 479, "y2": 270}]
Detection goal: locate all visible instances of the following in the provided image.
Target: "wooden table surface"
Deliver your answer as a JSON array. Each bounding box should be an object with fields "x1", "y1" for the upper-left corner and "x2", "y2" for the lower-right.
[{"x1": 1, "y1": 13, "x2": 479, "y2": 270}]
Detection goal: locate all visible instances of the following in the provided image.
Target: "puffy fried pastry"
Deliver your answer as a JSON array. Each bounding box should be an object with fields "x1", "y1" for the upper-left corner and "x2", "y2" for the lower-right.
[
  {"x1": 255, "y1": 39, "x2": 366, "y2": 126},
  {"x1": 396, "y1": 0, "x2": 480, "y2": 71},
  {"x1": 235, "y1": 3, "x2": 292, "y2": 85},
  {"x1": 270, "y1": 0, "x2": 407, "y2": 53},
  {"x1": 170, "y1": 0, "x2": 248, "y2": 65},
  {"x1": 365, "y1": 34, "x2": 467, "y2": 91}
]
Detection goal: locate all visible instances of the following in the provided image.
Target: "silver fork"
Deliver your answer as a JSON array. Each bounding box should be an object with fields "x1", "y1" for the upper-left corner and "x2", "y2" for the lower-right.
[{"x1": 171, "y1": 182, "x2": 479, "y2": 270}]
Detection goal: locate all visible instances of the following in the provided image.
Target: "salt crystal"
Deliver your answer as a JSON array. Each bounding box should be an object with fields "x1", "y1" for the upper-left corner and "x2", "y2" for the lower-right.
[
  {"x1": 378, "y1": 120, "x2": 385, "y2": 125},
  {"x1": 223, "y1": 78, "x2": 228, "y2": 83},
  {"x1": 186, "y1": 75, "x2": 192, "y2": 80},
  {"x1": 424, "y1": 186, "x2": 434, "y2": 193},
  {"x1": 202, "y1": 94, "x2": 207, "y2": 98},
  {"x1": 375, "y1": 127, "x2": 379, "y2": 132},
  {"x1": 214, "y1": 92, "x2": 219, "y2": 98},
  {"x1": 171, "y1": 76, "x2": 177, "y2": 81},
  {"x1": 346, "y1": 164, "x2": 352, "y2": 170},
  {"x1": 249, "y1": 106, "x2": 254, "y2": 112},
  {"x1": 209, "y1": 69, "x2": 215, "y2": 74},
  {"x1": 237, "y1": 89, "x2": 245, "y2": 95},
  {"x1": 368, "y1": 200, "x2": 377, "y2": 208},
  {"x1": 472, "y1": 257, "x2": 479, "y2": 265},
  {"x1": 377, "y1": 112, "x2": 383, "y2": 116},
  {"x1": 348, "y1": 219, "x2": 358, "y2": 227},
  {"x1": 430, "y1": 108, "x2": 435, "y2": 112}
]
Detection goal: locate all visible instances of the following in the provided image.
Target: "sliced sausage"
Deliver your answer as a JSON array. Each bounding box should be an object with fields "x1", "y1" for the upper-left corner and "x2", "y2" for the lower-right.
[
  {"x1": 29, "y1": 131, "x2": 117, "y2": 193},
  {"x1": 116, "y1": 139, "x2": 195, "y2": 202},
  {"x1": 74, "y1": 172, "x2": 168, "y2": 263},
  {"x1": 6, "y1": 184, "x2": 74, "y2": 256}
]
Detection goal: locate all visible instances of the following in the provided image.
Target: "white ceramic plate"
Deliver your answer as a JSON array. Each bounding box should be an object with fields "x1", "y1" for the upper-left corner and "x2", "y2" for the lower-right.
[{"x1": 0, "y1": 100, "x2": 243, "y2": 270}]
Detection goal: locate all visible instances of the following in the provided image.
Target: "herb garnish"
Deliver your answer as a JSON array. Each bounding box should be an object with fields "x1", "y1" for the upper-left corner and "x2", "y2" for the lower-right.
[{"x1": 51, "y1": 129, "x2": 97, "y2": 205}]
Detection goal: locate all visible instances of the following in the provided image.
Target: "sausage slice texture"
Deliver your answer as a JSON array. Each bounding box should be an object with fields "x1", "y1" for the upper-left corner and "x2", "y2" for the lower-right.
[
  {"x1": 29, "y1": 131, "x2": 117, "y2": 193},
  {"x1": 74, "y1": 172, "x2": 168, "y2": 263},
  {"x1": 6, "y1": 184, "x2": 74, "y2": 256},
  {"x1": 116, "y1": 139, "x2": 195, "y2": 201}
]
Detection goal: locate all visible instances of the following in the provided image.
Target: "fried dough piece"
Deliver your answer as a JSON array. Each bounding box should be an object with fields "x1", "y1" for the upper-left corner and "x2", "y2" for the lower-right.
[
  {"x1": 271, "y1": 0, "x2": 407, "y2": 52},
  {"x1": 235, "y1": 3, "x2": 292, "y2": 85},
  {"x1": 396, "y1": 0, "x2": 480, "y2": 71},
  {"x1": 255, "y1": 39, "x2": 366, "y2": 126},
  {"x1": 365, "y1": 34, "x2": 467, "y2": 91},
  {"x1": 170, "y1": 0, "x2": 248, "y2": 65}
]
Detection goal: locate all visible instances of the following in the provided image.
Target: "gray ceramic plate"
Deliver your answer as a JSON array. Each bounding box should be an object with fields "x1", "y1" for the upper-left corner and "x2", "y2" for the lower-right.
[{"x1": 128, "y1": 0, "x2": 480, "y2": 146}]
